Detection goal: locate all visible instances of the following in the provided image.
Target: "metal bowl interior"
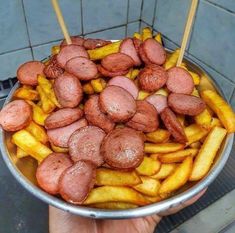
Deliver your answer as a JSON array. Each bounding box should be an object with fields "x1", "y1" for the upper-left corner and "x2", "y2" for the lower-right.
[{"x1": 0, "y1": 49, "x2": 233, "y2": 219}]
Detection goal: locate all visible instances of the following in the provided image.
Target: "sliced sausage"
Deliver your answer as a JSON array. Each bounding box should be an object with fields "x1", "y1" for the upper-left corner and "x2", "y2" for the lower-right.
[
  {"x1": 59, "y1": 161, "x2": 96, "y2": 204},
  {"x1": 133, "y1": 38, "x2": 142, "y2": 52},
  {"x1": 47, "y1": 118, "x2": 87, "y2": 147},
  {"x1": 146, "y1": 94, "x2": 168, "y2": 113},
  {"x1": 0, "y1": 100, "x2": 32, "y2": 131},
  {"x1": 54, "y1": 72, "x2": 83, "y2": 108},
  {"x1": 160, "y1": 107, "x2": 187, "y2": 144},
  {"x1": 36, "y1": 153, "x2": 73, "y2": 194},
  {"x1": 99, "y1": 86, "x2": 136, "y2": 122},
  {"x1": 69, "y1": 126, "x2": 106, "y2": 166},
  {"x1": 97, "y1": 64, "x2": 129, "y2": 78},
  {"x1": 65, "y1": 56, "x2": 98, "y2": 80},
  {"x1": 107, "y1": 76, "x2": 139, "y2": 99},
  {"x1": 83, "y1": 38, "x2": 111, "y2": 50},
  {"x1": 56, "y1": 45, "x2": 88, "y2": 68},
  {"x1": 126, "y1": 100, "x2": 159, "y2": 132},
  {"x1": 142, "y1": 38, "x2": 166, "y2": 65},
  {"x1": 17, "y1": 61, "x2": 45, "y2": 86},
  {"x1": 166, "y1": 67, "x2": 194, "y2": 94},
  {"x1": 60, "y1": 36, "x2": 85, "y2": 47},
  {"x1": 138, "y1": 43, "x2": 152, "y2": 64},
  {"x1": 45, "y1": 108, "x2": 83, "y2": 129},
  {"x1": 43, "y1": 56, "x2": 64, "y2": 79},
  {"x1": 120, "y1": 38, "x2": 141, "y2": 66},
  {"x1": 168, "y1": 93, "x2": 206, "y2": 116},
  {"x1": 101, "y1": 127, "x2": 144, "y2": 169},
  {"x1": 101, "y1": 53, "x2": 134, "y2": 72},
  {"x1": 138, "y1": 64, "x2": 168, "y2": 92},
  {"x1": 84, "y1": 95, "x2": 115, "y2": 133}
]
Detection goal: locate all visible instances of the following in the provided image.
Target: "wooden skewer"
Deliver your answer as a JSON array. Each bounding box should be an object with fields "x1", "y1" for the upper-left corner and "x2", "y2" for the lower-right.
[
  {"x1": 176, "y1": 0, "x2": 199, "y2": 66},
  {"x1": 51, "y1": 0, "x2": 72, "y2": 45}
]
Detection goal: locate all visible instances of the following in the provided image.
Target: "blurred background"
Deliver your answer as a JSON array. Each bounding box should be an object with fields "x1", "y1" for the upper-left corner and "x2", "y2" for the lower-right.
[{"x1": 0, "y1": 0, "x2": 235, "y2": 233}]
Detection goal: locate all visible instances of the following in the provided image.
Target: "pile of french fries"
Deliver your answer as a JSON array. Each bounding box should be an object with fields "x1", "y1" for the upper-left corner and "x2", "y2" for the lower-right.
[{"x1": 10, "y1": 27, "x2": 235, "y2": 209}]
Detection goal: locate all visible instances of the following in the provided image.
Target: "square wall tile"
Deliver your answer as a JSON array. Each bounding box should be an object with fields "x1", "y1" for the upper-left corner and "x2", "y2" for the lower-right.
[
  {"x1": 23, "y1": 0, "x2": 82, "y2": 46},
  {"x1": 127, "y1": 21, "x2": 140, "y2": 36},
  {"x1": 189, "y1": 1, "x2": 235, "y2": 82},
  {"x1": 162, "y1": 36, "x2": 178, "y2": 50},
  {"x1": 0, "y1": 49, "x2": 32, "y2": 81},
  {"x1": 85, "y1": 26, "x2": 126, "y2": 40},
  {"x1": 153, "y1": 0, "x2": 191, "y2": 46},
  {"x1": 82, "y1": 0, "x2": 128, "y2": 34},
  {"x1": 128, "y1": 0, "x2": 142, "y2": 22},
  {"x1": 141, "y1": 0, "x2": 156, "y2": 25},
  {"x1": 0, "y1": 1, "x2": 29, "y2": 54},
  {"x1": 207, "y1": 0, "x2": 235, "y2": 13}
]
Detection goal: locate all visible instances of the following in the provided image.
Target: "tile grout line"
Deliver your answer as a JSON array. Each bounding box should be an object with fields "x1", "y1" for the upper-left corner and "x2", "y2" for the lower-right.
[
  {"x1": 204, "y1": 0, "x2": 235, "y2": 15},
  {"x1": 229, "y1": 87, "x2": 235, "y2": 103},
  {"x1": 151, "y1": 0, "x2": 158, "y2": 28},
  {"x1": 125, "y1": 0, "x2": 130, "y2": 37},
  {"x1": 80, "y1": 0, "x2": 84, "y2": 37},
  {"x1": 139, "y1": 0, "x2": 144, "y2": 31}
]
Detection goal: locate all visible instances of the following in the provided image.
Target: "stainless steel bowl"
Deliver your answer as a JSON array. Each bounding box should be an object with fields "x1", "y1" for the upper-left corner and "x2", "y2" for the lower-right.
[{"x1": 0, "y1": 51, "x2": 233, "y2": 219}]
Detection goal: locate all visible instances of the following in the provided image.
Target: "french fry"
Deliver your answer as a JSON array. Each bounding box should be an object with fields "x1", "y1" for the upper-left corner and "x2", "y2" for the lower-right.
[
  {"x1": 12, "y1": 130, "x2": 52, "y2": 162},
  {"x1": 50, "y1": 143, "x2": 69, "y2": 153},
  {"x1": 91, "y1": 78, "x2": 105, "y2": 93},
  {"x1": 159, "y1": 156, "x2": 193, "y2": 198},
  {"x1": 146, "y1": 129, "x2": 170, "y2": 143},
  {"x1": 51, "y1": 45, "x2": 60, "y2": 55},
  {"x1": 154, "y1": 33, "x2": 162, "y2": 44},
  {"x1": 197, "y1": 74, "x2": 216, "y2": 92},
  {"x1": 142, "y1": 27, "x2": 152, "y2": 41},
  {"x1": 130, "y1": 69, "x2": 139, "y2": 80},
  {"x1": 137, "y1": 91, "x2": 150, "y2": 100},
  {"x1": 194, "y1": 108, "x2": 212, "y2": 129},
  {"x1": 144, "y1": 143, "x2": 184, "y2": 154},
  {"x1": 89, "y1": 202, "x2": 138, "y2": 209},
  {"x1": 184, "y1": 124, "x2": 208, "y2": 145},
  {"x1": 189, "y1": 126, "x2": 227, "y2": 181},
  {"x1": 191, "y1": 87, "x2": 200, "y2": 97},
  {"x1": 210, "y1": 117, "x2": 222, "y2": 128},
  {"x1": 164, "y1": 49, "x2": 180, "y2": 70},
  {"x1": 201, "y1": 90, "x2": 235, "y2": 133},
  {"x1": 25, "y1": 121, "x2": 48, "y2": 144},
  {"x1": 176, "y1": 114, "x2": 185, "y2": 127},
  {"x1": 189, "y1": 141, "x2": 201, "y2": 149},
  {"x1": 150, "y1": 153, "x2": 160, "y2": 160},
  {"x1": 144, "y1": 195, "x2": 162, "y2": 203},
  {"x1": 83, "y1": 186, "x2": 149, "y2": 206},
  {"x1": 125, "y1": 69, "x2": 133, "y2": 78},
  {"x1": 88, "y1": 41, "x2": 121, "y2": 60},
  {"x1": 95, "y1": 168, "x2": 141, "y2": 186},
  {"x1": 133, "y1": 176, "x2": 161, "y2": 196},
  {"x1": 83, "y1": 83, "x2": 95, "y2": 94},
  {"x1": 151, "y1": 164, "x2": 177, "y2": 179},
  {"x1": 14, "y1": 87, "x2": 39, "y2": 101},
  {"x1": 16, "y1": 147, "x2": 28, "y2": 158},
  {"x1": 155, "y1": 88, "x2": 168, "y2": 96},
  {"x1": 133, "y1": 32, "x2": 142, "y2": 40},
  {"x1": 27, "y1": 101, "x2": 49, "y2": 126},
  {"x1": 158, "y1": 148, "x2": 198, "y2": 163},
  {"x1": 136, "y1": 156, "x2": 161, "y2": 176}
]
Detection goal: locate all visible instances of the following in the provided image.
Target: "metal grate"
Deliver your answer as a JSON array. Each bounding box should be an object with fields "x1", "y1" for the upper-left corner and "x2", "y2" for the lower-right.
[{"x1": 0, "y1": 78, "x2": 17, "y2": 99}]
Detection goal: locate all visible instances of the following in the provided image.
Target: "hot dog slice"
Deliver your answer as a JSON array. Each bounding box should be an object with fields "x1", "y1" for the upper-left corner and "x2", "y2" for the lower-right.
[
  {"x1": 168, "y1": 93, "x2": 206, "y2": 116},
  {"x1": 36, "y1": 153, "x2": 73, "y2": 194},
  {"x1": 59, "y1": 161, "x2": 96, "y2": 204},
  {"x1": 107, "y1": 76, "x2": 139, "y2": 99},
  {"x1": 97, "y1": 65, "x2": 129, "y2": 78},
  {"x1": 146, "y1": 94, "x2": 168, "y2": 114},
  {"x1": 45, "y1": 108, "x2": 83, "y2": 129},
  {"x1": 83, "y1": 38, "x2": 111, "y2": 50},
  {"x1": 101, "y1": 127, "x2": 144, "y2": 169},
  {"x1": 138, "y1": 43, "x2": 152, "y2": 64},
  {"x1": 17, "y1": 61, "x2": 45, "y2": 86},
  {"x1": 43, "y1": 56, "x2": 64, "y2": 79},
  {"x1": 47, "y1": 118, "x2": 88, "y2": 147},
  {"x1": 0, "y1": 100, "x2": 32, "y2": 131},
  {"x1": 84, "y1": 95, "x2": 115, "y2": 133},
  {"x1": 166, "y1": 67, "x2": 194, "y2": 94},
  {"x1": 60, "y1": 36, "x2": 85, "y2": 47},
  {"x1": 99, "y1": 86, "x2": 136, "y2": 122}
]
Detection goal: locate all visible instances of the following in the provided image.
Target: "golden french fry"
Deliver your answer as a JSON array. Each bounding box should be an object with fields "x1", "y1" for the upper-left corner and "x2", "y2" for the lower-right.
[
  {"x1": 14, "y1": 87, "x2": 39, "y2": 101},
  {"x1": 133, "y1": 176, "x2": 161, "y2": 196},
  {"x1": 16, "y1": 147, "x2": 28, "y2": 158},
  {"x1": 137, "y1": 91, "x2": 150, "y2": 100},
  {"x1": 151, "y1": 163, "x2": 177, "y2": 179},
  {"x1": 133, "y1": 32, "x2": 142, "y2": 40},
  {"x1": 154, "y1": 33, "x2": 162, "y2": 44},
  {"x1": 155, "y1": 88, "x2": 168, "y2": 96},
  {"x1": 83, "y1": 186, "x2": 149, "y2": 206},
  {"x1": 150, "y1": 153, "x2": 160, "y2": 160},
  {"x1": 176, "y1": 114, "x2": 185, "y2": 127},
  {"x1": 88, "y1": 41, "x2": 121, "y2": 60},
  {"x1": 130, "y1": 69, "x2": 139, "y2": 80},
  {"x1": 191, "y1": 87, "x2": 200, "y2": 97},
  {"x1": 27, "y1": 101, "x2": 49, "y2": 126},
  {"x1": 158, "y1": 148, "x2": 198, "y2": 163},
  {"x1": 83, "y1": 83, "x2": 95, "y2": 94},
  {"x1": 189, "y1": 126, "x2": 227, "y2": 181},
  {"x1": 25, "y1": 121, "x2": 48, "y2": 144},
  {"x1": 164, "y1": 49, "x2": 180, "y2": 69},
  {"x1": 95, "y1": 168, "x2": 141, "y2": 186},
  {"x1": 197, "y1": 74, "x2": 216, "y2": 93},
  {"x1": 194, "y1": 108, "x2": 212, "y2": 129},
  {"x1": 189, "y1": 141, "x2": 201, "y2": 149},
  {"x1": 91, "y1": 78, "x2": 105, "y2": 93},
  {"x1": 159, "y1": 156, "x2": 193, "y2": 198},
  {"x1": 50, "y1": 143, "x2": 68, "y2": 153},
  {"x1": 12, "y1": 130, "x2": 52, "y2": 162},
  {"x1": 184, "y1": 124, "x2": 208, "y2": 145},
  {"x1": 136, "y1": 156, "x2": 161, "y2": 176},
  {"x1": 22, "y1": 85, "x2": 33, "y2": 89},
  {"x1": 201, "y1": 90, "x2": 235, "y2": 133},
  {"x1": 146, "y1": 129, "x2": 170, "y2": 143},
  {"x1": 142, "y1": 27, "x2": 152, "y2": 41},
  {"x1": 89, "y1": 202, "x2": 138, "y2": 209},
  {"x1": 210, "y1": 117, "x2": 222, "y2": 128},
  {"x1": 51, "y1": 45, "x2": 60, "y2": 55},
  {"x1": 144, "y1": 195, "x2": 162, "y2": 203},
  {"x1": 125, "y1": 69, "x2": 133, "y2": 78},
  {"x1": 144, "y1": 143, "x2": 184, "y2": 154}
]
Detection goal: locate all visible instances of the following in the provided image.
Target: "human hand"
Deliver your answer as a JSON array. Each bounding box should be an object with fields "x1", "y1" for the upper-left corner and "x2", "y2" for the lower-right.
[{"x1": 49, "y1": 189, "x2": 206, "y2": 233}]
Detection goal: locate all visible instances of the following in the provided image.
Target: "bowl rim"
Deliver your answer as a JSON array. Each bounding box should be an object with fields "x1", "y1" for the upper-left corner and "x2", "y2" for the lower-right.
[{"x1": 0, "y1": 49, "x2": 233, "y2": 219}]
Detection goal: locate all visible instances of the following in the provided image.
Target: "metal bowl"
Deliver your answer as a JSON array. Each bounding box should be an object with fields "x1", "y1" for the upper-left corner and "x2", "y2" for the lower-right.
[{"x1": 0, "y1": 51, "x2": 233, "y2": 219}]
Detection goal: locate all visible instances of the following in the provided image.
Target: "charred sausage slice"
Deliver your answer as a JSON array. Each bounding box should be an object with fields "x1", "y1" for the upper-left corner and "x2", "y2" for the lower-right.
[
  {"x1": 83, "y1": 38, "x2": 111, "y2": 50},
  {"x1": 97, "y1": 64, "x2": 129, "y2": 78},
  {"x1": 43, "y1": 56, "x2": 64, "y2": 79},
  {"x1": 60, "y1": 36, "x2": 85, "y2": 47},
  {"x1": 146, "y1": 94, "x2": 168, "y2": 114}
]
